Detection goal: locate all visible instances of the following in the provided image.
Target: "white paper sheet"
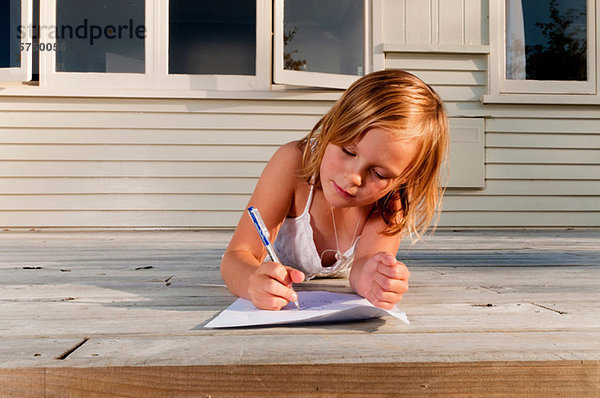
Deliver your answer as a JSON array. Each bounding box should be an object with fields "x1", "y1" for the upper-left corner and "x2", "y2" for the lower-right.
[{"x1": 204, "y1": 291, "x2": 409, "y2": 328}]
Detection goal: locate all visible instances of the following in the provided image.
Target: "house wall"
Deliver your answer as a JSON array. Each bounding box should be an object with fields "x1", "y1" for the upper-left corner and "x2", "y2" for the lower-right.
[
  {"x1": 381, "y1": 0, "x2": 600, "y2": 228},
  {"x1": 0, "y1": 0, "x2": 598, "y2": 230},
  {"x1": 0, "y1": 97, "x2": 326, "y2": 228}
]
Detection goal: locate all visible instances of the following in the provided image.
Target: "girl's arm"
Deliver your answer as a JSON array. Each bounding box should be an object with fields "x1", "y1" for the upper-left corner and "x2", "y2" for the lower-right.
[
  {"x1": 349, "y1": 215, "x2": 410, "y2": 309},
  {"x1": 220, "y1": 142, "x2": 305, "y2": 310}
]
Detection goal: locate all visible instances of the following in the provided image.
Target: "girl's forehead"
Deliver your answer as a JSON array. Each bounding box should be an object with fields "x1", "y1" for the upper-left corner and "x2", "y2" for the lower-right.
[
  {"x1": 352, "y1": 128, "x2": 420, "y2": 174},
  {"x1": 354, "y1": 127, "x2": 419, "y2": 146}
]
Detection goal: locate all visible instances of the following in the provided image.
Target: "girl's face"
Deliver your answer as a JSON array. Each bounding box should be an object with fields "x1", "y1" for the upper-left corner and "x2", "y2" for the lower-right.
[{"x1": 319, "y1": 127, "x2": 419, "y2": 208}]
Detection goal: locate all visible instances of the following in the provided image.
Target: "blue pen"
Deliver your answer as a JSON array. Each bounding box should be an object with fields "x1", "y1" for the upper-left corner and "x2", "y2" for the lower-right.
[{"x1": 247, "y1": 206, "x2": 301, "y2": 310}]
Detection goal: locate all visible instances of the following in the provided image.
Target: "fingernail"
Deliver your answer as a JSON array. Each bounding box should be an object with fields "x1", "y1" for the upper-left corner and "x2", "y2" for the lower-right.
[
  {"x1": 291, "y1": 292, "x2": 298, "y2": 301},
  {"x1": 386, "y1": 255, "x2": 396, "y2": 262}
]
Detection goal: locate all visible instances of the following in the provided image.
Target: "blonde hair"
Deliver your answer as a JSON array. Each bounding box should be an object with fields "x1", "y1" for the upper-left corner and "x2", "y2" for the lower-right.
[{"x1": 298, "y1": 69, "x2": 449, "y2": 238}]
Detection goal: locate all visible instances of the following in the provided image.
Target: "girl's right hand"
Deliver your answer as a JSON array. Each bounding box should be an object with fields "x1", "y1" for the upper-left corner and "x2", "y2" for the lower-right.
[{"x1": 247, "y1": 262, "x2": 305, "y2": 310}]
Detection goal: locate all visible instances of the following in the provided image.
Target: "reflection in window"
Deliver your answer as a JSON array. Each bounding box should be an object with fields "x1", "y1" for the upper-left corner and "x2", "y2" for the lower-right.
[
  {"x1": 56, "y1": 0, "x2": 145, "y2": 73},
  {"x1": 283, "y1": 0, "x2": 363, "y2": 76},
  {"x1": 0, "y1": 0, "x2": 21, "y2": 68},
  {"x1": 506, "y1": 0, "x2": 587, "y2": 81},
  {"x1": 169, "y1": 1, "x2": 256, "y2": 75}
]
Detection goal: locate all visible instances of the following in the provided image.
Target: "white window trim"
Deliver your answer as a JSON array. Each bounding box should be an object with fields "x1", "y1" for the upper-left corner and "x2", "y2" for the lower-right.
[
  {"x1": 486, "y1": 0, "x2": 599, "y2": 103},
  {"x1": 273, "y1": 0, "x2": 372, "y2": 89},
  {"x1": 0, "y1": 0, "x2": 32, "y2": 82},
  {"x1": 6, "y1": 0, "x2": 372, "y2": 94},
  {"x1": 39, "y1": 0, "x2": 152, "y2": 89},
  {"x1": 39, "y1": 0, "x2": 270, "y2": 91}
]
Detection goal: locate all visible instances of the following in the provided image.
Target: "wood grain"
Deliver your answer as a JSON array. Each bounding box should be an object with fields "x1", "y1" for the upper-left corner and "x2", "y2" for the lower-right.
[
  {"x1": 2, "y1": 362, "x2": 598, "y2": 397},
  {"x1": 0, "y1": 230, "x2": 599, "y2": 396}
]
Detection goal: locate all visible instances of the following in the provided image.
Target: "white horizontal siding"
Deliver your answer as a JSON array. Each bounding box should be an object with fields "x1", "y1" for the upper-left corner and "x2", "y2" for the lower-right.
[
  {"x1": 439, "y1": 212, "x2": 600, "y2": 228},
  {"x1": 385, "y1": 53, "x2": 487, "y2": 112},
  {"x1": 0, "y1": 129, "x2": 306, "y2": 145},
  {"x1": 466, "y1": 181, "x2": 600, "y2": 195},
  {"x1": 0, "y1": 177, "x2": 258, "y2": 194},
  {"x1": 0, "y1": 211, "x2": 242, "y2": 229},
  {"x1": 0, "y1": 97, "x2": 329, "y2": 229},
  {"x1": 486, "y1": 132, "x2": 600, "y2": 149},
  {"x1": 0, "y1": 194, "x2": 249, "y2": 210},
  {"x1": 0, "y1": 111, "x2": 320, "y2": 129},
  {"x1": 3, "y1": 88, "x2": 599, "y2": 229},
  {"x1": 1, "y1": 144, "x2": 278, "y2": 162},
  {"x1": 486, "y1": 164, "x2": 600, "y2": 180},
  {"x1": 443, "y1": 196, "x2": 600, "y2": 211},
  {"x1": 0, "y1": 161, "x2": 267, "y2": 177}
]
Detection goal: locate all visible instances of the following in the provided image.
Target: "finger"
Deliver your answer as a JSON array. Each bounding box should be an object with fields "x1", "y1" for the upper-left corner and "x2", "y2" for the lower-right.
[
  {"x1": 377, "y1": 261, "x2": 410, "y2": 280},
  {"x1": 262, "y1": 262, "x2": 292, "y2": 285},
  {"x1": 253, "y1": 294, "x2": 290, "y2": 311},
  {"x1": 260, "y1": 277, "x2": 298, "y2": 303},
  {"x1": 370, "y1": 284, "x2": 403, "y2": 303},
  {"x1": 371, "y1": 300, "x2": 396, "y2": 310},
  {"x1": 287, "y1": 267, "x2": 305, "y2": 284},
  {"x1": 381, "y1": 253, "x2": 398, "y2": 265},
  {"x1": 365, "y1": 288, "x2": 399, "y2": 310},
  {"x1": 373, "y1": 272, "x2": 409, "y2": 294}
]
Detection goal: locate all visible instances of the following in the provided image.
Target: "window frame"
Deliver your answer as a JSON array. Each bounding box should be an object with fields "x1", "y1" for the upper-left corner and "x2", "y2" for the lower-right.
[
  {"x1": 38, "y1": 0, "x2": 271, "y2": 90},
  {"x1": 6, "y1": 0, "x2": 370, "y2": 92},
  {"x1": 0, "y1": 0, "x2": 33, "y2": 82},
  {"x1": 39, "y1": 0, "x2": 152, "y2": 89},
  {"x1": 272, "y1": 0, "x2": 372, "y2": 89},
  {"x1": 488, "y1": 0, "x2": 598, "y2": 97},
  {"x1": 155, "y1": 0, "x2": 271, "y2": 91}
]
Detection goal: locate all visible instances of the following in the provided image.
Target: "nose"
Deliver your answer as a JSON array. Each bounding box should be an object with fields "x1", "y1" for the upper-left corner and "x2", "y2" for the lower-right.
[{"x1": 346, "y1": 167, "x2": 362, "y2": 188}]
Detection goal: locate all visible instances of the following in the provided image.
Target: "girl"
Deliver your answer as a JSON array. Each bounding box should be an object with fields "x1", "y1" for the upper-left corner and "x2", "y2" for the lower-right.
[{"x1": 221, "y1": 69, "x2": 449, "y2": 311}]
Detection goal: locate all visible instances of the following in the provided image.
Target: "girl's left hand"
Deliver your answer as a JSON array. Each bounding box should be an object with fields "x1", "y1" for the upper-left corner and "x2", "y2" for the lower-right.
[{"x1": 352, "y1": 252, "x2": 410, "y2": 310}]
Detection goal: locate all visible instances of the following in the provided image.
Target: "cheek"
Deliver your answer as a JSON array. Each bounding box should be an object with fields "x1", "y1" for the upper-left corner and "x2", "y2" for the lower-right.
[
  {"x1": 321, "y1": 150, "x2": 342, "y2": 175},
  {"x1": 364, "y1": 179, "x2": 394, "y2": 200}
]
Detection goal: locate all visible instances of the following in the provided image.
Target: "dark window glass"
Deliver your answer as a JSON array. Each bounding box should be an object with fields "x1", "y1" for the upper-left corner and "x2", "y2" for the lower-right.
[
  {"x1": 0, "y1": 0, "x2": 21, "y2": 68},
  {"x1": 509, "y1": 0, "x2": 587, "y2": 81},
  {"x1": 56, "y1": 0, "x2": 145, "y2": 73},
  {"x1": 169, "y1": 0, "x2": 256, "y2": 75},
  {"x1": 283, "y1": 0, "x2": 364, "y2": 76}
]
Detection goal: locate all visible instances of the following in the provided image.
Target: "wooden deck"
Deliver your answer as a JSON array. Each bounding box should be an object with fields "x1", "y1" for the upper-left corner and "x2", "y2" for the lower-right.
[{"x1": 1, "y1": 230, "x2": 599, "y2": 397}]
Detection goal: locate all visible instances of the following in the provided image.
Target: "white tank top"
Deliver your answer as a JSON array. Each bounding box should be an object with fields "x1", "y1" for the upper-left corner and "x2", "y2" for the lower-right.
[{"x1": 273, "y1": 185, "x2": 359, "y2": 280}]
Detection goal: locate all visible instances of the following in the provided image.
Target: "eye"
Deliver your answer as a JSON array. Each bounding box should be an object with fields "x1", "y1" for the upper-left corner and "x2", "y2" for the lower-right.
[
  {"x1": 372, "y1": 169, "x2": 389, "y2": 180},
  {"x1": 341, "y1": 147, "x2": 356, "y2": 157}
]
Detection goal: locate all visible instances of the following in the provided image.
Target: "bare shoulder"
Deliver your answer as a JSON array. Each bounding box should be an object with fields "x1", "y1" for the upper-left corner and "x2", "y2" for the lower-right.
[
  {"x1": 246, "y1": 141, "x2": 305, "y2": 215},
  {"x1": 260, "y1": 141, "x2": 305, "y2": 189},
  {"x1": 225, "y1": 141, "x2": 306, "y2": 256},
  {"x1": 269, "y1": 141, "x2": 303, "y2": 173}
]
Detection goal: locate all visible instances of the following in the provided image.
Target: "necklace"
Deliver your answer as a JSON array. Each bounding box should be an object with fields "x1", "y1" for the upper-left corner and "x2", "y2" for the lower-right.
[{"x1": 325, "y1": 205, "x2": 362, "y2": 262}]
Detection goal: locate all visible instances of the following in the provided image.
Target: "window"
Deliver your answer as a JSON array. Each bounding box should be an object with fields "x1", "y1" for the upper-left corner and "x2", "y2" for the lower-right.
[
  {"x1": 4, "y1": 0, "x2": 369, "y2": 91},
  {"x1": 489, "y1": 0, "x2": 597, "y2": 98},
  {"x1": 159, "y1": 0, "x2": 271, "y2": 90},
  {"x1": 168, "y1": 1, "x2": 255, "y2": 76},
  {"x1": 0, "y1": 0, "x2": 32, "y2": 82},
  {"x1": 273, "y1": 0, "x2": 370, "y2": 88},
  {"x1": 56, "y1": 0, "x2": 145, "y2": 73},
  {"x1": 39, "y1": 0, "x2": 150, "y2": 88}
]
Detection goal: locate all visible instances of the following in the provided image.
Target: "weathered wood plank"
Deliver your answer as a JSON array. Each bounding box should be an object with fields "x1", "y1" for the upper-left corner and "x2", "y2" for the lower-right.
[
  {"x1": 0, "y1": 338, "x2": 90, "y2": 367},
  {"x1": 0, "y1": 368, "x2": 44, "y2": 398},
  {"x1": 0, "y1": 231, "x2": 598, "y2": 384},
  {"x1": 43, "y1": 332, "x2": 599, "y2": 366},
  {"x1": 3, "y1": 361, "x2": 599, "y2": 397}
]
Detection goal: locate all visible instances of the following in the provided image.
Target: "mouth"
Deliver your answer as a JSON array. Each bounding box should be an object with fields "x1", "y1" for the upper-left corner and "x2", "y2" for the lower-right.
[{"x1": 333, "y1": 182, "x2": 355, "y2": 198}]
